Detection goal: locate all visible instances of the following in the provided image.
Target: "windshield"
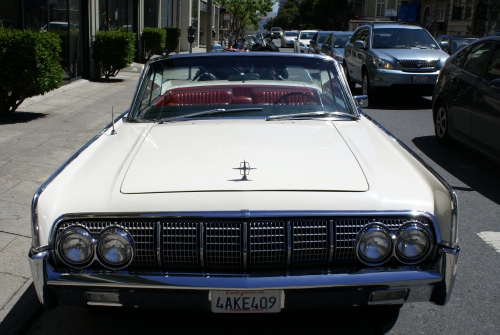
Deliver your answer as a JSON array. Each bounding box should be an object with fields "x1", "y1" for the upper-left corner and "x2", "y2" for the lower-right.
[
  {"x1": 372, "y1": 28, "x2": 439, "y2": 49},
  {"x1": 318, "y1": 32, "x2": 330, "y2": 44},
  {"x1": 284, "y1": 31, "x2": 298, "y2": 37},
  {"x1": 130, "y1": 55, "x2": 356, "y2": 122},
  {"x1": 300, "y1": 32, "x2": 316, "y2": 39},
  {"x1": 271, "y1": 28, "x2": 281, "y2": 31},
  {"x1": 333, "y1": 34, "x2": 352, "y2": 48}
]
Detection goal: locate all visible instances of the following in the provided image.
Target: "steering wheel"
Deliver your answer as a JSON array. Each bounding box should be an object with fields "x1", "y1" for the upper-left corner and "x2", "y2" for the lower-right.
[{"x1": 273, "y1": 92, "x2": 322, "y2": 106}]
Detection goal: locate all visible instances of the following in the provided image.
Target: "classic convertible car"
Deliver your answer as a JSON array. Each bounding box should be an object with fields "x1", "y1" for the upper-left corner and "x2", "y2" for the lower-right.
[{"x1": 29, "y1": 52, "x2": 459, "y2": 332}]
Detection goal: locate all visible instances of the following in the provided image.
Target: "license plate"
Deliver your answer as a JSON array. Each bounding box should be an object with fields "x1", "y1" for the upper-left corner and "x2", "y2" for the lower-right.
[
  {"x1": 211, "y1": 290, "x2": 282, "y2": 313},
  {"x1": 413, "y1": 76, "x2": 428, "y2": 84}
]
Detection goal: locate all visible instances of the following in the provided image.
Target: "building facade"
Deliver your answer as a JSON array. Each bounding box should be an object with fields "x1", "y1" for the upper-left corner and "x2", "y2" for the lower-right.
[
  {"x1": 0, "y1": 0, "x2": 220, "y2": 81},
  {"x1": 358, "y1": 0, "x2": 498, "y2": 37}
]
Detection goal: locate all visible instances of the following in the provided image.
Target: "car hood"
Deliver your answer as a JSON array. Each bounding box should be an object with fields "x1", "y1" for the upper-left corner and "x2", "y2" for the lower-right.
[
  {"x1": 373, "y1": 48, "x2": 449, "y2": 61},
  {"x1": 121, "y1": 120, "x2": 368, "y2": 193}
]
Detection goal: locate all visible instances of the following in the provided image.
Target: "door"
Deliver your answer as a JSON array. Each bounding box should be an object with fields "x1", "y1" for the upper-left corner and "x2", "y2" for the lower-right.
[
  {"x1": 448, "y1": 42, "x2": 492, "y2": 138},
  {"x1": 470, "y1": 42, "x2": 500, "y2": 157}
]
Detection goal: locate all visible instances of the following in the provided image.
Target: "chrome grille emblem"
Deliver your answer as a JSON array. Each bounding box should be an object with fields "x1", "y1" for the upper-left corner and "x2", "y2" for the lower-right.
[{"x1": 416, "y1": 61, "x2": 423, "y2": 68}]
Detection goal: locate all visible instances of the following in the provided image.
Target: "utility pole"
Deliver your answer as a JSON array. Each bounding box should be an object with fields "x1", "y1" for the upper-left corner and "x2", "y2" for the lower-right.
[{"x1": 206, "y1": 0, "x2": 213, "y2": 52}]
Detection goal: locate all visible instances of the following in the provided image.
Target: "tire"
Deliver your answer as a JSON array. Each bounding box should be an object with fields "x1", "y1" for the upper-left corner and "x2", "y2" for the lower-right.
[
  {"x1": 434, "y1": 102, "x2": 451, "y2": 145},
  {"x1": 368, "y1": 304, "x2": 402, "y2": 335}
]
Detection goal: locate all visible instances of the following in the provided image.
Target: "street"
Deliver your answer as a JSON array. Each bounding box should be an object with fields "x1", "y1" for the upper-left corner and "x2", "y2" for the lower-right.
[{"x1": 16, "y1": 46, "x2": 499, "y2": 334}]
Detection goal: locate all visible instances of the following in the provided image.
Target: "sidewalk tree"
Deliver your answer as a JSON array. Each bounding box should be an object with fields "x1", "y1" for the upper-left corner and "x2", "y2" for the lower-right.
[
  {"x1": 93, "y1": 30, "x2": 136, "y2": 80},
  {"x1": 215, "y1": 0, "x2": 274, "y2": 37},
  {"x1": 299, "y1": 0, "x2": 349, "y2": 30},
  {"x1": 0, "y1": 28, "x2": 62, "y2": 115},
  {"x1": 142, "y1": 27, "x2": 166, "y2": 61},
  {"x1": 272, "y1": 0, "x2": 300, "y2": 30}
]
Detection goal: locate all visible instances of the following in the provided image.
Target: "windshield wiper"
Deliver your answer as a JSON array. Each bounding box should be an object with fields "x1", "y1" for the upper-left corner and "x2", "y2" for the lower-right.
[
  {"x1": 158, "y1": 107, "x2": 263, "y2": 124},
  {"x1": 409, "y1": 45, "x2": 429, "y2": 49},
  {"x1": 266, "y1": 111, "x2": 358, "y2": 121}
]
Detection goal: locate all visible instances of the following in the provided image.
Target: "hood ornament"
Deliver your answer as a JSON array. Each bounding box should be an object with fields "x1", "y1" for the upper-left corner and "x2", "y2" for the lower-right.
[{"x1": 229, "y1": 160, "x2": 255, "y2": 182}]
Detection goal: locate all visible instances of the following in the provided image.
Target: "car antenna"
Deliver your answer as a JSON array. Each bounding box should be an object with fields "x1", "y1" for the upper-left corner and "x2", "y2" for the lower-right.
[{"x1": 111, "y1": 106, "x2": 117, "y2": 135}]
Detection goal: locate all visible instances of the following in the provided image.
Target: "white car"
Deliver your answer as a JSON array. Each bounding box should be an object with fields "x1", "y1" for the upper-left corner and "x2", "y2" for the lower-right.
[
  {"x1": 28, "y1": 53, "x2": 459, "y2": 332},
  {"x1": 280, "y1": 31, "x2": 298, "y2": 48},
  {"x1": 294, "y1": 30, "x2": 318, "y2": 53}
]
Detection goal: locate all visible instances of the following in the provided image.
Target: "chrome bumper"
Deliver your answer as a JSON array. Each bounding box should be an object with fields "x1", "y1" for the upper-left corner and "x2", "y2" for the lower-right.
[{"x1": 29, "y1": 247, "x2": 459, "y2": 309}]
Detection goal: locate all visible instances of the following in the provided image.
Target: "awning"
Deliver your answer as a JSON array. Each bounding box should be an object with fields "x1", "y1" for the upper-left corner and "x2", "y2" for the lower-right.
[{"x1": 398, "y1": 2, "x2": 421, "y2": 23}]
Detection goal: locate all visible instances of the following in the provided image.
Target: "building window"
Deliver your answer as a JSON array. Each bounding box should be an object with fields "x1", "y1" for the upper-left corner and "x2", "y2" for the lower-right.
[
  {"x1": 376, "y1": 0, "x2": 387, "y2": 17},
  {"x1": 452, "y1": 6, "x2": 463, "y2": 20},
  {"x1": 435, "y1": 1, "x2": 445, "y2": 21},
  {"x1": 465, "y1": 0, "x2": 472, "y2": 19}
]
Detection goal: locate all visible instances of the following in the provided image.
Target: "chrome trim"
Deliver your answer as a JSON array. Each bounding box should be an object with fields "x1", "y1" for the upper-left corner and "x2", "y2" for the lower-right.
[
  {"x1": 46, "y1": 211, "x2": 444, "y2": 252},
  {"x1": 156, "y1": 221, "x2": 161, "y2": 268},
  {"x1": 242, "y1": 221, "x2": 248, "y2": 269},
  {"x1": 30, "y1": 109, "x2": 130, "y2": 252},
  {"x1": 361, "y1": 112, "x2": 458, "y2": 248},
  {"x1": 199, "y1": 222, "x2": 205, "y2": 268},
  {"x1": 328, "y1": 219, "x2": 334, "y2": 263},
  {"x1": 286, "y1": 221, "x2": 291, "y2": 266},
  {"x1": 29, "y1": 246, "x2": 459, "y2": 306}
]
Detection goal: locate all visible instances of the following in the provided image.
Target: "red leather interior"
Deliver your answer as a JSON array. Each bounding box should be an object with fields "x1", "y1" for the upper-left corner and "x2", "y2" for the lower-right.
[
  {"x1": 251, "y1": 89, "x2": 317, "y2": 105},
  {"x1": 166, "y1": 89, "x2": 233, "y2": 106},
  {"x1": 156, "y1": 85, "x2": 320, "y2": 106}
]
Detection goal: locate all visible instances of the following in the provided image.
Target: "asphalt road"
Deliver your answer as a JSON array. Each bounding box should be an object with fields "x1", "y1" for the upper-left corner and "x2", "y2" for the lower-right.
[{"x1": 21, "y1": 47, "x2": 500, "y2": 334}]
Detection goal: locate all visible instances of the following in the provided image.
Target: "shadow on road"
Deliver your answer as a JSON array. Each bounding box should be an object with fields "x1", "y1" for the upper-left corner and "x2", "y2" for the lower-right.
[
  {"x1": 0, "y1": 284, "x2": 41, "y2": 335},
  {"x1": 412, "y1": 136, "x2": 500, "y2": 205},
  {"x1": 351, "y1": 87, "x2": 432, "y2": 111},
  {"x1": 0, "y1": 112, "x2": 46, "y2": 125}
]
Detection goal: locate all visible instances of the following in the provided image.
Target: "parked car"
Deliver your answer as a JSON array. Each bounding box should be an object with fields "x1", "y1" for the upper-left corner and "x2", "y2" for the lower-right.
[
  {"x1": 270, "y1": 27, "x2": 283, "y2": 39},
  {"x1": 280, "y1": 30, "x2": 298, "y2": 48},
  {"x1": 308, "y1": 30, "x2": 331, "y2": 54},
  {"x1": 433, "y1": 36, "x2": 500, "y2": 164},
  {"x1": 343, "y1": 23, "x2": 449, "y2": 100},
  {"x1": 294, "y1": 30, "x2": 318, "y2": 53},
  {"x1": 435, "y1": 35, "x2": 479, "y2": 55},
  {"x1": 320, "y1": 31, "x2": 353, "y2": 63},
  {"x1": 41, "y1": 21, "x2": 79, "y2": 31},
  {"x1": 29, "y1": 52, "x2": 459, "y2": 333}
]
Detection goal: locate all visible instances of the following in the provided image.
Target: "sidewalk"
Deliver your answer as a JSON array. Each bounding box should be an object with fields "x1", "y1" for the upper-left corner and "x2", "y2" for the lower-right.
[
  {"x1": 0, "y1": 46, "x2": 214, "y2": 332},
  {"x1": 0, "y1": 66, "x2": 143, "y2": 334}
]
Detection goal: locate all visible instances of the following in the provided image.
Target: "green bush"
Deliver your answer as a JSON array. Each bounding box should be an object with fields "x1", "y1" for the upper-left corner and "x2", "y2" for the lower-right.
[
  {"x1": 164, "y1": 27, "x2": 181, "y2": 54},
  {"x1": 142, "y1": 27, "x2": 166, "y2": 60},
  {"x1": 93, "y1": 30, "x2": 136, "y2": 79},
  {"x1": 0, "y1": 28, "x2": 62, "y2": 114}
]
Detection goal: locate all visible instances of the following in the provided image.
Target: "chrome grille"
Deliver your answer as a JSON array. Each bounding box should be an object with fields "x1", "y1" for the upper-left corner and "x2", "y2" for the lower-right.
[
  {"x1": 163, "y1": 221, "x2": 198, "y2": 267},
  {"x1": 292, "y1": 220, "x2": 328, "y2": 265},
  {"x1": 249, "y1": 221, "x2": 285, "y2": 268},
  {"x1": 205, "y1": 221, "x2": 241, "y2": 268},
  {"x1": 55, "y1": 216, "x2": 431, "y2": 271},
  {"x1": 399, "y1": 60, "x2": 438, "y2": 69}
]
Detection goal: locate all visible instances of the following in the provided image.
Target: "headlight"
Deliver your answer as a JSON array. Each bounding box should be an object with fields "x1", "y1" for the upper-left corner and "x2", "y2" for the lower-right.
[
  {"x1": 356, "y1": 223, "x2": 393, "y2": 266},
  {"x1": 57, "y1": 227, "x2": 94, "y2": 268},
  {"x1": 395, "y1": 222, "x2": 432, "y2": 264},
  {"x1": 372, "y1": 58, "x2": 395, "y2": 70},
  {"x1": 97, "y1": 228, "x2": 135, "y2": 269}
]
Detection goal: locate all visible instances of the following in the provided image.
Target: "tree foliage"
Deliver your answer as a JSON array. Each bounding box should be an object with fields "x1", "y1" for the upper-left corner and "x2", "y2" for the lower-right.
[
  {"x1": 272, "y1": 0, "x2": 300, "y2": 30},
  {"x1": 142, "y1": 27, "x2": 166, "y2": 60},
  {"x1": 0, "y1": 28, "x2": 62, "y2": 114},
  {"x1": 216, "y1": 0, "x2": 274, "y2": 37},
  {"x1": 93, "y1": 30, "x2": 136, "y2": 80},
  {"x1": 299, "y1": 0, "x2": 350, "y2": 31}
]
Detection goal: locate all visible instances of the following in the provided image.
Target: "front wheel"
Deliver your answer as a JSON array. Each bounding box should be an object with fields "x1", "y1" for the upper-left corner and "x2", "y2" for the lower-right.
[{"x1": 434, "y1": 102, "x2": 451, "y2": 145}]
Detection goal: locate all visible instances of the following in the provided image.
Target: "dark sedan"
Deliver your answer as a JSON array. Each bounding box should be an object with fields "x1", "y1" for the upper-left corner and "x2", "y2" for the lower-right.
[
  {"x1": 308, "y1": 31, "x2": 331, "y2": 54},
  {"x1": 433, "y1": 36, "x2": 500, "y2": 163},
  {"x1": 436, "y1": 35, "x2": 479, "y2": 55},
  {"x1": 320, "y1": 31, "x2": 353, "y2": 63}
]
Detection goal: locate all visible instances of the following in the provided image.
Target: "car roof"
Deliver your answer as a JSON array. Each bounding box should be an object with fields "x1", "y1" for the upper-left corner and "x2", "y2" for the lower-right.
[
  {"x1": 155, "y1": 51, "x2": 331, "y2": 63},
  {"x1": 370, "y1": 23, "x2": 423, "y2": 30}
]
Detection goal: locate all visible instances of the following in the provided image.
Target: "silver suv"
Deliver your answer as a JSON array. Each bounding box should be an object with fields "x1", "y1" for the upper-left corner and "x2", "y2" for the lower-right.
[{"x1": 343, "y1": 23, "x2": 449, "y2": 101}]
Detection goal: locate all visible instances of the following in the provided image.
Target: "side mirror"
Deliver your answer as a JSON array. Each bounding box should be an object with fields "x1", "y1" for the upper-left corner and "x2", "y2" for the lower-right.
[
  {"x1": 440, "y1": 41, "x2": 450, "y2": 52},
  {"x1": 353, "y1": 40, "x2": 365, "y2": 49},
  {"x1": 353, "y1": 95, "x2": 368, "y2": 108},
  {"x1": 322, "y1": 43, "x2": 329, "y2": 49},
  {"x1": 491, "y1": 78, "x2": 500, "y2": 90}
]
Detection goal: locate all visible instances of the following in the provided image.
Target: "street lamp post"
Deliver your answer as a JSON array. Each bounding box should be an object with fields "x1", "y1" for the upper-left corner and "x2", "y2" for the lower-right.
[{"x1": 187, "y1": 25, "x2": 196, "y2": 54}]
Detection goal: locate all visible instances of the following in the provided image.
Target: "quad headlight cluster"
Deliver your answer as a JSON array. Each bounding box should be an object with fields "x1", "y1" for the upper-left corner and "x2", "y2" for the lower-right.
[
  {"x1": 56, "y1": 227, "x2": 135, "y2": 270},
  {"x1": 355, "y1": 221, "x2": 432, "y2": 266}
]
